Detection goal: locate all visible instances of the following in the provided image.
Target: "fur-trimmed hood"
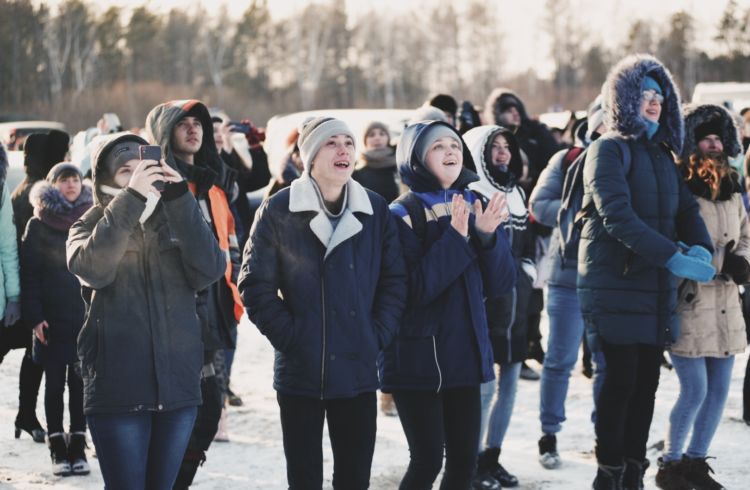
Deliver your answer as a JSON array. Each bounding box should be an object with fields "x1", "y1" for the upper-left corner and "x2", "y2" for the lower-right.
[
  {"x1": 29, "y1": 180, "x2": 93, "y2": 215},
  {"x1": 603, "y1": 54, "x2": 684, "y2": 152},
  {"x1": 681, "y1": 104, "x2": 742, "y2": 162}
]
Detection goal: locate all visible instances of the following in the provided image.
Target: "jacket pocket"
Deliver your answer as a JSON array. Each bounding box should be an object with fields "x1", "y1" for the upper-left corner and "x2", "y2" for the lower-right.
[{"x1": 676, "y1": 280, "x2": 699, "y2": 313}]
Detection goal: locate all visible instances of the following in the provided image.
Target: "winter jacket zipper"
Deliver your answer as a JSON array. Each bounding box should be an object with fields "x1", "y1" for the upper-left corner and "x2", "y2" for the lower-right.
[
  {"x1": 141, "y1": 225, "x2": 160, "y2": 411},
  {"x1": 320, "y1": 265, "x2": 327, "y2": 399},
  {"x1": 432, "y1": 336, "x2": 442, "y2": 393}
]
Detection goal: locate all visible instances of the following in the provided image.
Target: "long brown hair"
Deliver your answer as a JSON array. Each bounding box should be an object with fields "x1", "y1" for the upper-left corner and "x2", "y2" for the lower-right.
[{"x1": 678, "y1": 153, "x2": 736, "y2": 200}]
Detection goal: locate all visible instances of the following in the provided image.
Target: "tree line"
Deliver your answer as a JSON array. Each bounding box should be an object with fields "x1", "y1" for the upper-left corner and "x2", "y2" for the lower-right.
[{"x1": 1, "y1": 0, "x2": 749, "y2": 131}]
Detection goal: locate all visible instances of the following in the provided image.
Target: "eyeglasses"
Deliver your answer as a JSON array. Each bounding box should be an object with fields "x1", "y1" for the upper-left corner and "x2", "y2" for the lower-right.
[{"x1": 642, "y1": 90, "x2": 664, "y2": 104}]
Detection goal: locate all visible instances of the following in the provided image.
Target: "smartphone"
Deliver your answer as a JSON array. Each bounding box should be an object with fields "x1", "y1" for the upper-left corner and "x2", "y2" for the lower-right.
[
  {"x1": 139, "y1": 145, "x2": 165, "y2": 192},
  {"x1": 229, "y1": 122, "x2": 252, "y2": 134}
]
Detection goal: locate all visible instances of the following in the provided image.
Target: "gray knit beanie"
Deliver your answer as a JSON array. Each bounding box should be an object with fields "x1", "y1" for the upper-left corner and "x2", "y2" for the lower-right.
[
  {"x1": 416, "y1": 124, "x2": 461, "y2": 164},
  {"x1": 298, "y1": 117, "x2": 356, "y2": 170}
]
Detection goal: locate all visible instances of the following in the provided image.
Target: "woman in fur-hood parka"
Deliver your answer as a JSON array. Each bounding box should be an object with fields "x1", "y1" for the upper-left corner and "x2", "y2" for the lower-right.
[{"x1": 578, "y1": 54, "x2": 713, "y2": 488}]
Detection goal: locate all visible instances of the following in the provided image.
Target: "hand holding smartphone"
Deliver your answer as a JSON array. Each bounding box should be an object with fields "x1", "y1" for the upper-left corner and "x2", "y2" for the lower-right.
[{"x1": 139, "y1": 145, "x2": 165, "y2": 192}]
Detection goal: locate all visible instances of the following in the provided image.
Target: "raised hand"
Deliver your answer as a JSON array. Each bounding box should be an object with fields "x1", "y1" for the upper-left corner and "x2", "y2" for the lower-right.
[
  {"x1": 129, "y1": 159, "x2": 165, "y2": 196},
  {"x1": 474, "y1": 192, "x2": 508, "y2": 234},
  {"x1": 450, "y1": 194, "x2": 470, "y2": 237}
]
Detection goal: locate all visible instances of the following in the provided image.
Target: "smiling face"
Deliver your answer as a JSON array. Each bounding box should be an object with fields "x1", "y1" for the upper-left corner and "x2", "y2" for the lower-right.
[
  {"x1": 310, "y1": 134, "x2": 356, "y2": 189},
  {"x1": 424, "y1": 136, "x2": 463, "y2": 189},
  {"x1": 697, "y1": 134, "x2": 724, "y2": 157},
  {"x1": 55, "y1": 173, "x2": 82, "y2": 203},
  {"x1": 640, "y1": 91, "x2": 662, "y2": 123},
  {"x1": 171, "y1": 116, "x2": 203, "y2": 164},
  {"x1": 491, "y1": 134, "x2": 511, "y2": 168}
]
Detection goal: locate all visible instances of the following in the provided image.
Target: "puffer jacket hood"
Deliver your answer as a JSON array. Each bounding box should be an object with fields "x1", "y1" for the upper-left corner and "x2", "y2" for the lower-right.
[
  {"x1": 463, "y1": 125, "x2": 523, "y2": 193},
  {"x1": 90, "y1": 132, "x2": 149, "y2": 206},
  {"x1": 483, "y1": 88, "x2": 530, "y2": 127},
  {"x1": 603, "y1": 54, "x2": 684, "y2": 152},
  {"x1": 681, "y1": 104, "x2": 742, "y2": 162},
  {"x1": 397, "y1": 120, "x2": 478, "y2": 193},
  {"x1": 145, "y1": 99, "x2": 234, "y2": 193}
]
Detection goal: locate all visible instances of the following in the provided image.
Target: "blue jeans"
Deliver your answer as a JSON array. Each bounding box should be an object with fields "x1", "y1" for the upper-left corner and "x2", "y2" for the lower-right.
[
  {"x1": 664, "y1": 354, "x2": 735, "y2": 462},
  {"x1": 479, "y1": 362, "x2": 521, "y2": 450},
  {"x1": 539, "y1": 285, "x2": 584, "y2": 434},
  {"x1": 87, "y1": 406, "x2": 198, "y2": 490}
]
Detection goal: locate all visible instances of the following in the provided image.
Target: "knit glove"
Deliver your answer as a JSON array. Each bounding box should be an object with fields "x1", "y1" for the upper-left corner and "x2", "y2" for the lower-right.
[
  {"x1": 678, "y1": 241, "x2": 713, "y2": 264},
  {"x1": 721, "y1": 240, "x2": 750, "y2": 284},
  {"x1": 3, "y1": 300, "x2": 20, "y2": 327},
  {"x1": 665, "y1": 251, "x2": 716, "y2": 282}
]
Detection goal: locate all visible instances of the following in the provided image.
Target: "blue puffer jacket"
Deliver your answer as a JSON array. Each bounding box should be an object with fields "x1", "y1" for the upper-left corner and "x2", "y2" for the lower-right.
[
  {"x1": 238, "y1": 174, "x2": 407, "y2": 399},
  {"x1": 380, "y1": 121, "x2": 516, "y2": 392},
  {"x1": 577, "y1": 54, "x2": 712, "y2": 347}
]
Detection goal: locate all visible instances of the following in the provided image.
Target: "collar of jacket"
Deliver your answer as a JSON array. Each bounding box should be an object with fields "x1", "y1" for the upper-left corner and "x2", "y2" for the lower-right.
[{"x1": 289, "y1": 173, "x2": 373, "y2": 260}]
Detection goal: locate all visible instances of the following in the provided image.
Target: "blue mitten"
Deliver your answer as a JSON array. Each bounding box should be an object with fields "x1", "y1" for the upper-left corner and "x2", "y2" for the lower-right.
[
  {"x1": 665, "y1": 251, "x2": 716, "y2": 282},
  {"x1": 685, "y1": 244, "x2": 713, "y2": 264}
]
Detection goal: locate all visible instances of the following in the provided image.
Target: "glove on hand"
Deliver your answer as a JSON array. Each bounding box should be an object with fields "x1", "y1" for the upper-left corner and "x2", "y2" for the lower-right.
[
  {"x1": 721, "y1": 240, "x2": 750, "y2": 284},
  {"x1": 665, "y1": 251, "x2": 716, "y2": 282},
  {"x1": 3, "y1": 300, "x2": 20, "y2": 327}
]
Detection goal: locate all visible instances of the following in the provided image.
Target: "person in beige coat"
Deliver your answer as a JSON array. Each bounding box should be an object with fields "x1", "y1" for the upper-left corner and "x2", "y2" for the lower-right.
[{"x1": 656, "y1": 104, "x2": 749, "y2": 490}]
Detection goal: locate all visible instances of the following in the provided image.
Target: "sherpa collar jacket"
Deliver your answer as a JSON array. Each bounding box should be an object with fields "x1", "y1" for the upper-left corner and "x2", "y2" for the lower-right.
[{"x1": 238, "y1": 173, "x2": 407, "y2": 399}]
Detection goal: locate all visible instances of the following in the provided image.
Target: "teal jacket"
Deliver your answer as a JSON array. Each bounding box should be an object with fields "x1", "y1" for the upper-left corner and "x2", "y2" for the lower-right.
[{"x1": 0, "y1": 183, "x2": 20, "y2": 317}]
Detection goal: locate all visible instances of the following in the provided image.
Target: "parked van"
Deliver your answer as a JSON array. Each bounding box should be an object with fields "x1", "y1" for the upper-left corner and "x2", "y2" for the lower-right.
[{"x1": 692, "y1": 82, "x2": 750, "y2": 112}]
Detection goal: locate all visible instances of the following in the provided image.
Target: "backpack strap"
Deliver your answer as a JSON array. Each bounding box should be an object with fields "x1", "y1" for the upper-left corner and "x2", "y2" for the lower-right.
[{"x1": 393, "y1": 191, "x2": 426, "y2": 242}]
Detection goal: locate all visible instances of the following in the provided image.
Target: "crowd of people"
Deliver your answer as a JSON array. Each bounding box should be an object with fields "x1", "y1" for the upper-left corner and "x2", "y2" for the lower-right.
[{"x1": 0, "y1": 52, "x2": 749, "y2": 490}]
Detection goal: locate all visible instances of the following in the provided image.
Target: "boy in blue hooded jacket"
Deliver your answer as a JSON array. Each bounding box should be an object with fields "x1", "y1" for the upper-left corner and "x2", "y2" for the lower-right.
[{"x1": 380, "y1": 120, "x2": 516, "y2": 489}]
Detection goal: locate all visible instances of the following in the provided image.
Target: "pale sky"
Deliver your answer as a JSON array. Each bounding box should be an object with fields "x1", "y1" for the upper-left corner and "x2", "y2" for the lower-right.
[{"x1": 38, "y1": 0, "x2": 748, "y2": 77}]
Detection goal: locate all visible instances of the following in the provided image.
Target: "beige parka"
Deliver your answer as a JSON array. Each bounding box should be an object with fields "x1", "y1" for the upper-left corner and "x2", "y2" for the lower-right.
[{"x1": 673, "y1": 193, "x2": 750, "y2": 357}]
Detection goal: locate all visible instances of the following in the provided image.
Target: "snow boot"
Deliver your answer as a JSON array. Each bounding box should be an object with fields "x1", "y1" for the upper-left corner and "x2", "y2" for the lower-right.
[
  {"x1": 682, "y1": 456, "x2": 725, "y2": 490},
  {"x1": 49, "y1": 433, "x2": 71, "y2": 476},
  {"x1": 68, "y1": 432, "x2": 90, "y2": 476},
  {"x1": 480, "y1": 447, "x2": 519, "y2": 487},
  {"x1": 538, "y1": 433, "x2": 561, "y2": 469},
  {"x1": 622, "y1": 457, "x2": 648, "y2": 490},
  {"x1": 473, "y1": 449, "x2": 501, "y2": 490},
  {"x1": 226, "y1": 386, "x2": 243, "y2": 407},
  {"x1": 592, "y1": 463, "x2": 624, "y2": 490},
  {"x1": 654, "y1": 457, "x2": 691, "y2": 490}
]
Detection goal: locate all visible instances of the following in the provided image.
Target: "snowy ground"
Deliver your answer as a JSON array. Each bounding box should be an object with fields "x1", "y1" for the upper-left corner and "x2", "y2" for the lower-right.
[{"x1": 1, "y1": 312, "x2": 748, "y2": 489}]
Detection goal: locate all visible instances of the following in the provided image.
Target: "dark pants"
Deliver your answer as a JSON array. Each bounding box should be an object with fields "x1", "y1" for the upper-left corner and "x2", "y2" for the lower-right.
[
  {"x1": 88, "y1": 405, "x2": 197, "y2": 490},
  {"x1": 393, "y1": 386, "x2": 481, "y2": 490},
  {"x1": 526, "y1": 288, "x2": 545, "y2": 363},
  {"x1": 595, "y1": 341, "x2": 662, "y2": 466},
  {"x1": 277, "y1": 391, "x2": 377, "y2": 490},
  {"x1": 173, "y1": 350, "x2": 225, "y2": 489},
  {"x1": 44, "y1": 362, "x2": 85, "y2": 434}
]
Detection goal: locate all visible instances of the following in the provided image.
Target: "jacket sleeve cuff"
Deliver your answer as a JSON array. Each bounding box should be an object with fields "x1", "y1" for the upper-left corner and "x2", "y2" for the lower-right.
[
  {"x1": 126, "y1": 187, "x2": 147, "y2": 202},
  {"x1": 162, "y1": 181, "x2": 189, "y2": 201}
]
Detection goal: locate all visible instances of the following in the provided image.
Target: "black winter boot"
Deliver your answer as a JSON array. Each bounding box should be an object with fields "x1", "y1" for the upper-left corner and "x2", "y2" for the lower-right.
[
  {"x1": 14, "y1": 354, "x2": 45, "y2": 443},
  {"x1": 473, "y1": 449, "x2": 501, "y2": 490},
  {"x1": 682, "y1": 456, "x2": 725, "y2": 490},
  {"x1": 48, "y1": 433, "x2": 71, "y2": 476},
  {"x1": 592, "y1": 464, "x2": 624, "y2": 490},
  {"x1": 622, "y1": 458, "x2": 649, "y2": 490},
  {"x1": 655, "y1": 457, "x2": 691, "y2": 490},
  {"x1": 481, "y1": 447, "x2": 519, "y2": 488},
  {"x1": 538, "y1": 433, "x2": 561, "y2": 469},
  {"x1": 68, "y1": 432, "x2": 90, "y2": 476}
]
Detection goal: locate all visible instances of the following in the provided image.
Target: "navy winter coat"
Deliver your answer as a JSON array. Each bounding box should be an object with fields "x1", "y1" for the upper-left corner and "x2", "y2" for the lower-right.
[
  {"x1": 238, "y1": 174, "x2": 407, "y2": 399},
  {"x1": 380, "y1": 121, "x2": 516, "y2": 392},
  {"x1": 577, "y1": 55, "x2": 712, "y2": 347}
]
